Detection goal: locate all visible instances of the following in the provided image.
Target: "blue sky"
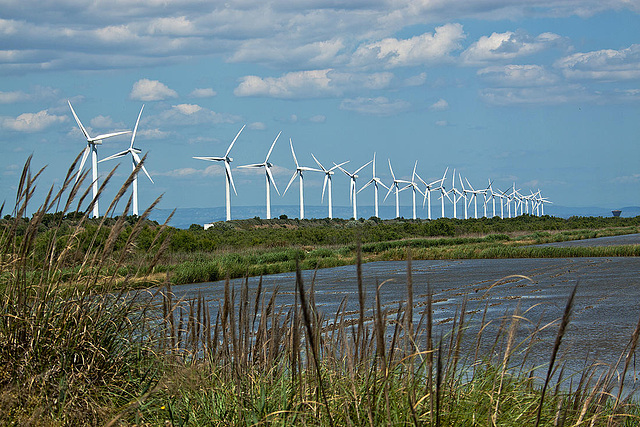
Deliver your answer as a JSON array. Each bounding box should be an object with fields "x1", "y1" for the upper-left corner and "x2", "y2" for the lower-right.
[{"x1": 1, "y1": 1, "x2": 639, "y2": 218}]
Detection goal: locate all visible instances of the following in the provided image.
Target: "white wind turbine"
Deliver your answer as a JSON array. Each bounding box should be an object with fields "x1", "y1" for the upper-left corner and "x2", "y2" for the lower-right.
[
  {"x1": 384, "y1": 159, "x2": 411, "y2": 219},
  {"x1": 68, "y1": 100, "x2": 131, "y2": 218},
  {"x1": 338, "y1": 159, "x2": 373, "y2": 220},
  {"x1": 238, "y1": 131, "x2": 281, "y2": 219},
  {"x1": 447, "y1": 169, "x2": 463, "y2": 219},
  {"x1": 193, "y1": 124, "x2": 245, "y2": 221},
  {"x1": 406, "y1": 161, "x2": 425, "y2": 220},
  {"x1": 435, "y1": 168, "x2": 450, "y2": 218},
  {"x1": 99, "y1": 105, "x2": 153, "y2": 217},
  {"x1": 284, "y1": 138, "x2": 322, "y2": 219},
  {"x1": 358, "y1": 153, "x2": 388, "y2": 219},
  {"x1": 416, "y1": 171, "x2": 444, "y2": 220},
  {"x1": 464, "y1": 177, "x2": 482, "y2": 219},
  {"x1": 312, "y1": 155, "x2": 348, "y2": 219}
]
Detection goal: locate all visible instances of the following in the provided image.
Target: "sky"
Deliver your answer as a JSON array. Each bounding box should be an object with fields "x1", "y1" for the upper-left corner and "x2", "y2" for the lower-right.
[{"x1": 1, "y1": 0, "x2": 639, "y2": 219}]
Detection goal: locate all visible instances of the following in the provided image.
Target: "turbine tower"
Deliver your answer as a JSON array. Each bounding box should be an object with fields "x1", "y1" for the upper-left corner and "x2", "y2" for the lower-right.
[
  {"x1": 312, "y1": 155, "x2": 348, "y2": 219},
  {"x1": 284, "y1": 138, "x2": 321, "y2": 219},
  {"x1": 406, "y1": 161, "x2": 425, "y2": 220},
  {"x1": 384, "y1": 159, "x2": 411, "y2": 219},
  {"x1": 194, "y1": 124, "x2": 245, "y2": 221},
  {"x1": 358, "y1": 153, "x2": 388, "y2": 219},
  {"x1": 238, "y1": 131, "x2": 282, "y2": 219},
  {"x1": 338, "y1": 159, "x2": 372, "y2": 220},
  {"x1": 68, "y1": 100, "x2": 131, "y2": 218},
  {"x1": 417, "y1": 171, "x2": 444, "y2": 220},
  {"x1": 99, "y1": 105, "x2": 153, "y2": 217}
]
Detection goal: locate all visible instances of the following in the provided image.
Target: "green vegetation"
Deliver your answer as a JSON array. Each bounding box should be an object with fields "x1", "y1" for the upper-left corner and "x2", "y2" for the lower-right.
[{"x1": 2, "y1": 157, "x2": 640, "y2": 425}]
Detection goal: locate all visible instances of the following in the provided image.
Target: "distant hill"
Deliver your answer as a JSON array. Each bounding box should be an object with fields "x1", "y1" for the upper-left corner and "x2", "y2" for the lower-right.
[{"x1": 149, "y1": 205, "x2": 640, "y2": 229}]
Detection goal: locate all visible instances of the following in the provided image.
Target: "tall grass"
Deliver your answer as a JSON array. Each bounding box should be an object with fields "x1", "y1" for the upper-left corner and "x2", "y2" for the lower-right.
[{"x1": 2, "y1": 156, "x2": 640, "y2": 425}]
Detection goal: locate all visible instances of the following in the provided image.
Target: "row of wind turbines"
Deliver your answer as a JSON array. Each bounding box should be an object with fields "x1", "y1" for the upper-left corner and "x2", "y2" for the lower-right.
[
  {"x1": 68, "y1": 104, "x2": 551, "y2": 221},
  {"x1": 191, "y1": 125, "x2": 552, "y2": 221}
]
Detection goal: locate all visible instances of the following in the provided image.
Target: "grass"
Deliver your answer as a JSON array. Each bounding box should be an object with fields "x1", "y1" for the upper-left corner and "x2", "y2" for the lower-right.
[{"x1": 2, "y1": 156, "x2": 640, "y2": 425}]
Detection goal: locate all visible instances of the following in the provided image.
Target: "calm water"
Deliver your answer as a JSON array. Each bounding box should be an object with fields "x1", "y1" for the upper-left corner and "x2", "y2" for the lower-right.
[{"x1": 166, "y1": 234, "x2": 640, "y2": 390}]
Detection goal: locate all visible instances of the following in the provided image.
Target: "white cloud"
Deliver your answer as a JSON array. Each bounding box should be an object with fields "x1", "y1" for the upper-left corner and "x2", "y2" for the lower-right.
[
  {"x1": 130, "y1": 79, "x2": 178, "y2": 101},
  {"x1": 435, "y1": 120, "x2": 448, "y2": 126},
  {"x1": 429, "y1": 99, "x2": 449, "y2": 111},
  {"x1": 339, "y1": 97, "x2": 410, "y2": 115},
  {"x1": 248, "y1": 122, "x2": 267, "y2": 130},
  {"x1": 404, "y1": 72, "x2": 427, "y2": 87},
  {"x1": 234, "y1": 69, "x2": 394, "y2": 99},
  {"x1": 309, "y1": 115, "x2": 326, "y2": 123},
  {"x1": 0, "y1": 90, "x2": 27, "y2": 103},
  {"x1": 2, "y1": 109, "x2": 67, "y2": 132},
  {"x1": 230, "y1": 38, "x2": 346, "y2": 68},
  {"x1": 190, "y1": 87, "x2": 217, "y2": 98},
  {"x1": 154, "y1": 104, "x2": 241, "y2": 125},
  {"x1": 479, "y1": 84, "x2": 592, "y2": 106},
  {"x1": 555, "y1": 44, "x2": 640, "y2": 80},
  {"x1": 352, "y1": 23, "x2": 465, "y2": 68},
  {"x1": 90, "y1": 115, "x2": 116, "y2": 128},
  {"x1": 461, "y1": 31, "x2": 562, "y2": 65},
  {"x1": 478, "y1": 65, "x2": 559, "y2": 86},
  {"x1": 157, "y1": 165, "x2": 225, "y2": 178}
]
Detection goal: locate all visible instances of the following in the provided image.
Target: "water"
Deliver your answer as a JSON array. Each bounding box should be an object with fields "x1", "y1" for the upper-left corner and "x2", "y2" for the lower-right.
[{"x1": 165, "y1": 234, "x2": 640, "y2": 392}]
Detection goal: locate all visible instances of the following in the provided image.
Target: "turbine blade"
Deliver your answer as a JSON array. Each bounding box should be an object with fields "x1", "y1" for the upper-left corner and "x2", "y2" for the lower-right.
[
  {"x1": 383, "y1": 184, "x2": 394, "y2": 202},
  {"x1": 226, "y1": 161, "x2": 237, "y2": 195},
  {"x1": 265, "y1": 131, "x2": 281, "y2": 162},
  {"x1": 358, "y1": 179, "x2": 373, "y2": 194},
  {"x1": 353, "y1": 159, "x2": 373, "y2": 175},
  {"x1": 388, "y1": 159, "x2": 395, "y2": 180},
  {"x1": 283, "y1": 171, "x2": 298, "y2": 196},
  {"x1": 289, "y1": 138, "x2": 299, "y2": 168},
  {"x1": 193, "y1": 156, "x2": 224, "y2": 161},
  {"x1": 91, "y1": 130, "x2": 131, "y2": 142},
  {"x1": 98, "y1": 149, "x2": 129, "y2": 163},
  {"x1": 311, "y1": 153, "x2": 326, "y2": 171},
  {"x1": 238, "y1": 163, "x2": 264, "y2": 168},
  {"x1": 321, "y1": 175, "x2": 328, "y2": 202},
  {"x1": 266, "y1": 167, "x2": 280, "y2": 196},
  {"x1": 130, "y1": 104, "x2": 144, "y2": 148},
  {"x1": 76, "y1": 145, "x2": 90, "y2": 182},
  {"x1": 330, "y1": 160, "x2": 349, "y2": 172},
  {"x1": 68, "y1": 100, "x2": 90, "y2": 140},
  {"x1": 226, "y1": 124, "x2": 246, "y2": 157}
]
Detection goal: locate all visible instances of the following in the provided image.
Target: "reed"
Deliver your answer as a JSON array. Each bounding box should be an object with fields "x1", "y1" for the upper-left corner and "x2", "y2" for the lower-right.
[{"x1": 3, "y1": 156, "x2": 640, "y2": 425}]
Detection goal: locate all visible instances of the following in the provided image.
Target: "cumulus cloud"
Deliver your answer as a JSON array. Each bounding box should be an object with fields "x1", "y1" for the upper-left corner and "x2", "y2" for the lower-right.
[
  {"x1": 478, "y1": 65, "x2": 559, "y2": 86},
  {"x1": 0, "y1": 91, "x2": 27, "y2": 103},
  {"x1": 2, "y1": 109, "x2": 67, "y2": 132},
  {"x1": 309, "y1": 115, "x2": 326, "y2": 123},
  {"x1": 461, "y1": 31, "x2": 562, "y2": 65},
  {"x1": 479, "y1": 84, "x2": 592, "y2": 106},
  {"x1": 351, "y1": 23, "x2": 465, "y2": 68},
  {"x1": 339, "y1": 97, "x2": 410, "y2": 115},
  {"x1": 154, "y1": 104, "x2": 241, "y2": 125},
  {"x1": 404, "y1": 72, "x2": 427, "y2": 87},
  {"x1": 130, "y1": 79, "x2": 178, "y2": 101},
  {"x1": 555, "y1": 44, "x2": 640, "y2": 80},
  {"x1": 190, "y1": 87, "x2": 217, "y2": 98},
  {"x1": 234, "y1": 69, "x2": 394, "y2": 99},
  {"x1": 157, "y1": 165, "x2": 225, "y2": 178},
  {"x1": 248, "y1": 122, "x2": 267, "y2": 130},
  {"x1": 429, "y1": 99, "x2": 449, "y2": 111}
]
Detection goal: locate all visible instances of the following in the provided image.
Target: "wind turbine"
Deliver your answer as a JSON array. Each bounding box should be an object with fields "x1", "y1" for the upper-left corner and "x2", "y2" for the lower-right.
[
  {"x1": 435, "y1": 168, "x2": 450, "y2": 218},
  {"x1": 312, "y1": 155, "x2": 348, "y2": 219},
  {"x1": 238, "y1": 131, "x2": 281, "y2": 219},
  {"x1": 447, "y1": 169, "x2": 463, "y2": 219},
  {"x1": 283, "y1": 139, "x2": 322, "y2": 219},
  {"x1": 338, "y1": 159, "x2": 372, "y2": 220},
  {"x1": 406, "y1": 161, "x2": 425, "y2": 220},
  {"x1": 193, "y1": 124, "x2": 245, "y2": 221},
  {"x1": 384, "y1": 159, "x2": 411, "y2": 218},
  {"x1": 358, "y1": 153, "x2": 388, "y2": 219},
  {"x1": 464, "y1": 177, "x2": 481, "y2": 219},
  {"x1": 68, "y1": 100, "x2": 131, "y2": 218},
  {"x1": 99, "y1": 105, "x2": 153, "y2": 217},
  {"x1": 416, "y1": 171, "x2": 444, "y2": 220}
]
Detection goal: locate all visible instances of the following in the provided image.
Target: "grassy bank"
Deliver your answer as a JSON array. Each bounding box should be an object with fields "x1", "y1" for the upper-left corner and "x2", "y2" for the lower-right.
[{"x1": 2, "y1": 158, "x2": 640, "y2": 425}]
